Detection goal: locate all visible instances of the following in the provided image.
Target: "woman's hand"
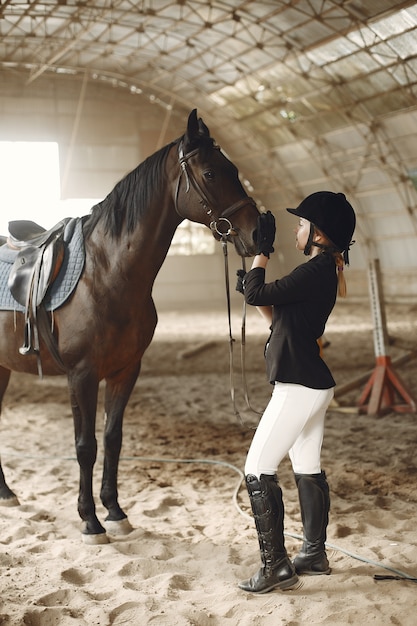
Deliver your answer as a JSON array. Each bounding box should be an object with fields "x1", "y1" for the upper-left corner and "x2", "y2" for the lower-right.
[
  {"x1": 256, "y1": 211, "x2": 276, "y2": 257},
  {"x1": 235, "y1": 269, "x2": 246, "y2": 294}
]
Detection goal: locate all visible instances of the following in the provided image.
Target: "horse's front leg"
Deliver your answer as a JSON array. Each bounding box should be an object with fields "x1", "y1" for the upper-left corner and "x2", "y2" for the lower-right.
[
  {"x1": 68, "y1": 371, "x2": 106, "y2": 544},
  {"x1": 100, "y1": 362, "x2": 141, "y2": 536},
  {"x1": 0, "y1": 366, "x2": 18, "y2": 505}
]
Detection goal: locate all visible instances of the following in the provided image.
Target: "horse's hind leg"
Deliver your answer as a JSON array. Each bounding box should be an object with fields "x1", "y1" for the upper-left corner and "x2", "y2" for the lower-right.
[
  {"x1": 0, "y1": 367, "x2": 19, "y2": 505},
  {"x1": 100, "y1": 363, "x2": 141, "y2": 536}
]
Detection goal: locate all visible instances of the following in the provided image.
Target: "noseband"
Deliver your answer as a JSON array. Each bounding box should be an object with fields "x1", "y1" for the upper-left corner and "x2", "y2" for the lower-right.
[{"x1": 174, "y1": 141, "x2": 257, "y2": 237}]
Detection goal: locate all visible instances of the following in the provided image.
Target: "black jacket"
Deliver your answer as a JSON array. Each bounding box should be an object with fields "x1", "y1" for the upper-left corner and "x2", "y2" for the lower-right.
[{"x1": 244, "y1": 253, "x2": 337, "y2": 389}]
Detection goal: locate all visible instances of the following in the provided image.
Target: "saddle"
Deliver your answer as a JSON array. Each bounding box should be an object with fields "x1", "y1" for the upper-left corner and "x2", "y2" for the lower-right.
[{"x1": 7, "y1": 219, "x2": 70, "y2": 375}]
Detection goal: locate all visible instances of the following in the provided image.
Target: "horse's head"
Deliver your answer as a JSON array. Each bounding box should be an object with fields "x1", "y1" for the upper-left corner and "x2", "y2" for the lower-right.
[{"x1": 174, "y1": 109, "x2": 259, "y2": 257}]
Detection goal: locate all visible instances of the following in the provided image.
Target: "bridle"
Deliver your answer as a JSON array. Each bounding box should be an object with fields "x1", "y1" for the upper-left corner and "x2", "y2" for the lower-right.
[
  {"x1": 174, "y1": 140, "x2": 257, "y2": 238},
  {"x1": 175, "y1": 139, "x2": 261, "y2": 428}
]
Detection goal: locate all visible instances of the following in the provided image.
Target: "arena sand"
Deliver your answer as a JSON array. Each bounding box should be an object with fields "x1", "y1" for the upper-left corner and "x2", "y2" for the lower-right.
[{"x1": 0, "y1": 301, "x2": 416, "y2": 625}]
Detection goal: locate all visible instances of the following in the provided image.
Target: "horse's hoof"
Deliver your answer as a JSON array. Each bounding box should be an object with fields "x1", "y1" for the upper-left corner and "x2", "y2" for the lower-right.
[
  {"x1": 104, "y1": 518, "x2": 133, "y2": 536},
  {"x1": 82, "y1": 532, "x2": 109, "y2": 545},
  {"x1": 0, "y1": 495, "x2": 20, "y2": 507}
]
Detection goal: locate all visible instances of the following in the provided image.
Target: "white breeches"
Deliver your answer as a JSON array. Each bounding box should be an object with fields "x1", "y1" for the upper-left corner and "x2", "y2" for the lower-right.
[{"x1": 244, "y1": 382, "x2": 334, "y2": 478}]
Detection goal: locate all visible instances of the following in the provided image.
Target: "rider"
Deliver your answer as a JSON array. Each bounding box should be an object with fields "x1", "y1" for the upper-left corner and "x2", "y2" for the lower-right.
[{"x1": 236, "y1": 191, "x2": 356, "y2": 593}]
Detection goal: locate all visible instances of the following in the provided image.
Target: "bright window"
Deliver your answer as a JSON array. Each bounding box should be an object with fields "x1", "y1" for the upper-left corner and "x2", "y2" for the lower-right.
[
  {"x1": 0, "y1": 141, "x2": 60, "y2": 234},
  {"x1": 169, "y1": 221, "x2": 215, "y2": 255},
  {"x1": 0, "y1": 141, "x2": 215, "y2": 255},
  {"x1": 0, "y1": 141, "x2": 93, "y2": 235}
]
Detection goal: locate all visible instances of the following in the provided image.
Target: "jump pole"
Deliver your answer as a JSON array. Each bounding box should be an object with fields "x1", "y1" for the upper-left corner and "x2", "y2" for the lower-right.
[{"x1": 357, "y1": 258, "x2": 416, "y2": 416}]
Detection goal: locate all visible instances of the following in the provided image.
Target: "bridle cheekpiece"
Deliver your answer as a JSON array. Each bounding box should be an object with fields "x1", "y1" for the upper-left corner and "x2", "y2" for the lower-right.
[{"x1": 175, "y1": 140, "x2": 256, "y2": 239}]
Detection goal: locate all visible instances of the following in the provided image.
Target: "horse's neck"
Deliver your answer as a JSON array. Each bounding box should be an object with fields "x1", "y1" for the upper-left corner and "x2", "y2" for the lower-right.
[
  {"x1": 135, "y1": 203, "x2": 182, "y2": 282},
  {"x1": 87, "y1": 201, "x2": 182, "y2": 291},
  {"x1": 124, "y1": 150, "x2": 183, "y2": 284},
  {"x1": 85, "y1": 145, "x2": 183, "y2": 292}
]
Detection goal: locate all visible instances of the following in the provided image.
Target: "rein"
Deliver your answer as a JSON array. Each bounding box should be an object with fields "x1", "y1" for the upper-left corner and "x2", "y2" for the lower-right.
[
  {"x1": 221, "y1": 237, "x2": 261, "y2": 429},
  {"x1": 174, "y1": 139, "x2": 260, "y2": 427}
]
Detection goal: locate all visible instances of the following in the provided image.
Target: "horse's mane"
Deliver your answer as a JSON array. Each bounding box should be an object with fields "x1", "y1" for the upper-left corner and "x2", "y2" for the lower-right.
[
  {"x1": 82, "y1": 131, "x2": 216, "y2": 239},
  {"x1": 83, "y1": 139, "x2": 178, "y2": 239}
]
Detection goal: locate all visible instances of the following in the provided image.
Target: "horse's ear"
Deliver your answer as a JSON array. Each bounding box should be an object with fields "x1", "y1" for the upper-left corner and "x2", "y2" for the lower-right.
[
  {"x1": 186, "y1": 109, "x2": 199, "y2": 139},
  {"x1": 197, "y1": 116, "x2": 210, "y2": 138},
  {"x1": 184, "y1": 109, "x2": 211, "y2": 150}
]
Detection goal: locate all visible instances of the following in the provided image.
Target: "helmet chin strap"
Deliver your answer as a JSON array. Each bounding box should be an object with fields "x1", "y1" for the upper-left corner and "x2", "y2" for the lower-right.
[
  {"x1": 303, "y1": 222, "x2": 315, "y2": 256},
  {"x1": 304, "y1": 222, "x2": 332, "y2": 257}
]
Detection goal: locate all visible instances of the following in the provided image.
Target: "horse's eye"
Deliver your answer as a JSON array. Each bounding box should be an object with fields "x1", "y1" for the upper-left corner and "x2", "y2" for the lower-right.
[{"x1": 203, "y1": 170, "x2": 215, "y2": 181}]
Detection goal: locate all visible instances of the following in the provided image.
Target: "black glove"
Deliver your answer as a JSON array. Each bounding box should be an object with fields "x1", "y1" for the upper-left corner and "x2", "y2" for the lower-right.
[
  {"x1": 256, "y1": 210, "x2": 276, "y2": 257},
  {"x1": 236, "y1": 269, "x2": 246, "y2": 294}
]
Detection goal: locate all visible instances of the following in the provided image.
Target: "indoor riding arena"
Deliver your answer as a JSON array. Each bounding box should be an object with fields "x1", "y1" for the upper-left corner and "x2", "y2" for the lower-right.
[{"x1": 0, "y1": 2, "x2": 417, "y2": 625}]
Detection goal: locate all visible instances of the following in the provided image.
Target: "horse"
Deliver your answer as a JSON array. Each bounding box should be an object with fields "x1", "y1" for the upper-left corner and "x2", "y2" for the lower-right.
[{"x1": 0, "y1": 109, "x2": 259, "y2": 543}]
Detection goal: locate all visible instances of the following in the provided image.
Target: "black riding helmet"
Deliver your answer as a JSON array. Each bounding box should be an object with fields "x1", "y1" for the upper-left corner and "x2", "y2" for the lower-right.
[{"x1": 286, "y1": 191, "x2": 356, "y2": 263}]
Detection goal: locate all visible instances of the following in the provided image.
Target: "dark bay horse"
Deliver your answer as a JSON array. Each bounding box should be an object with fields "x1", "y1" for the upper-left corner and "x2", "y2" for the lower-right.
[{"x1": 0, "y1": 109, "x2": 259, "y2": 543}]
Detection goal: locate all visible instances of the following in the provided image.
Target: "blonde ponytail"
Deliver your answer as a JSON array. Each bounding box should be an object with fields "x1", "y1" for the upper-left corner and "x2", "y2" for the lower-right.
[
  {"x1": 313, "y1": 226, "x2": 348, "y2": 297},
  {"x1": 334, "y1": 252, "x2": 347, "y2": 297}
]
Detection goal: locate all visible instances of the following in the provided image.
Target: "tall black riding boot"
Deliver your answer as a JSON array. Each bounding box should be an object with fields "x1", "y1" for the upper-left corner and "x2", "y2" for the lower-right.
[
  {"x1": 293, "y1": 471, "x2": 331, "y2": 575},
  {"x1": 238, "y1": 474, "x2": 298, "y2": 593}
]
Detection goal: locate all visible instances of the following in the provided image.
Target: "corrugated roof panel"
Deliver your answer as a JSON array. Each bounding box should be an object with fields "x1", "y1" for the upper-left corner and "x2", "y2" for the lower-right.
[
  {"x1": 292, "y1": 20, "x2": 340, "y2": 49},
  {"x1": 362, "y1": 89, "x2": 416, "y2": 117},
  {"x1": 305, "y1": 36, "x2": 359, "y2": 66},
  {"x1": 369, "y1": 40, "x2": 401, "y2": 65},
  {"x1": 345, "y1": 0, "x2": 408, "y2": 20},
  {"x1": 346, "y1": 70, "x2": 399, "y2": 100},
  {"x1": 288, "y1": 111, "x2": 352, "y2": 137},
  {"x1": 262, "y1": 5, "x2": 311, "y2": 31},
  {"x1": 246, "y1": 120, "x2": 297, "y2": 147},
  {"x1": 348, "y1": 25, "x2": 380, "y2": 48},
  {"x1": 387, "y1": 31, "x2": 417, "y2": 57},
  {"x1": 324, "y1": 51, "x2": 380, "y2": 79},
  {"x1": 356, "y1": 167, "x2": 398, "y2": 190},
  {"x1": 371, "y1": 9, "x2": 417, "y2": 38},
  {"x1": 322, "y1": 126, "x2": 370, "y2": 151}
]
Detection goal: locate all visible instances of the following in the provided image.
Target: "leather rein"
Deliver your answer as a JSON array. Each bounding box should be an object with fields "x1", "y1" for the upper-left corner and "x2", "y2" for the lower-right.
[
  {"x1": 221, "y1": 240, "x2": 262, "y2": 428},
  {"x1": 175, "y1": 140, "x2": 260, "y2": 427}
]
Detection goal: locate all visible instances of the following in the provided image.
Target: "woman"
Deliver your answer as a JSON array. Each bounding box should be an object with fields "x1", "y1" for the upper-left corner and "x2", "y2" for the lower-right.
[{"x1": 236, "y1": 191, "x2": 356, "y2": 594}]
